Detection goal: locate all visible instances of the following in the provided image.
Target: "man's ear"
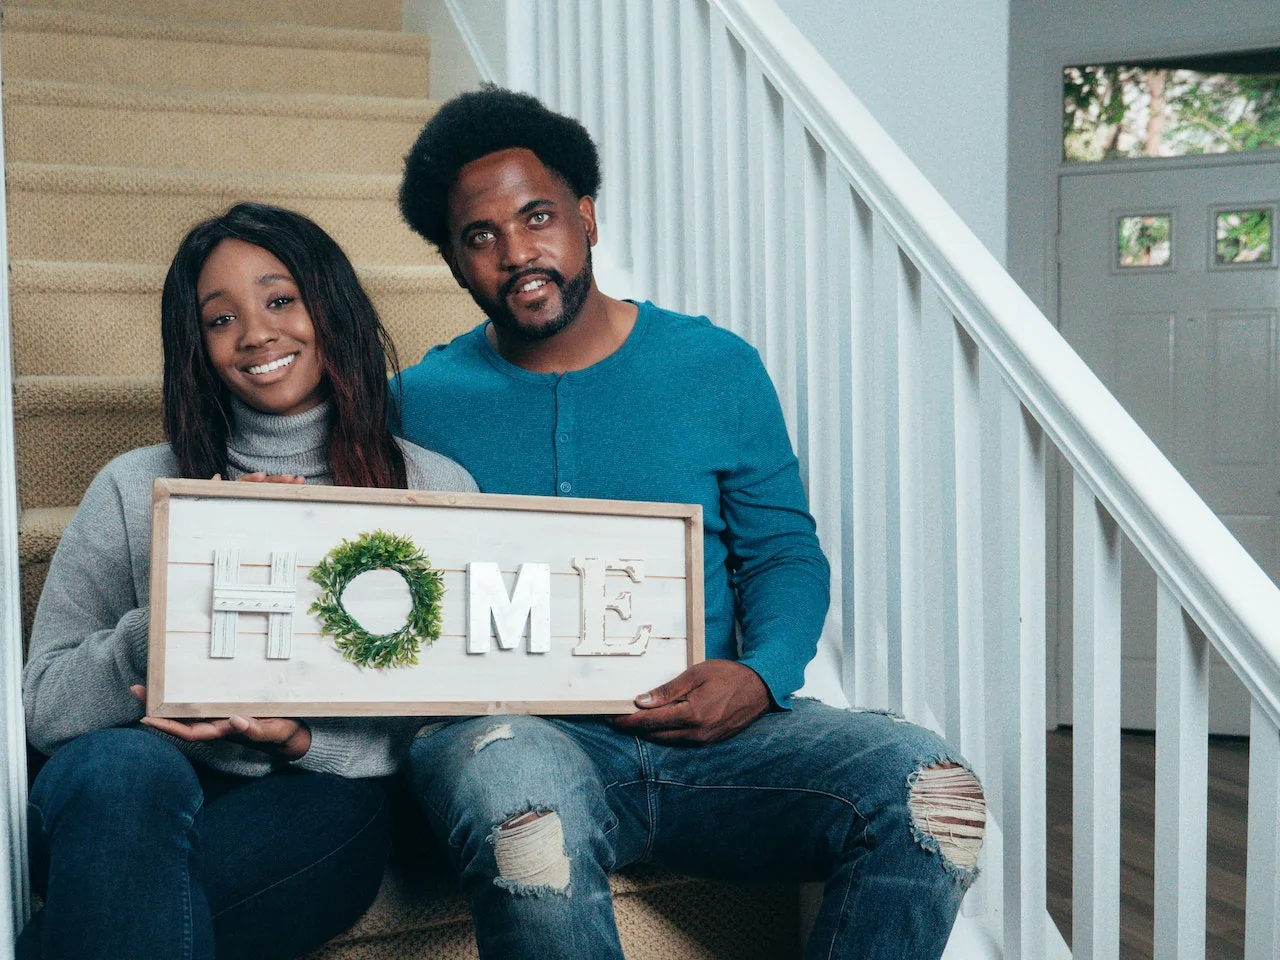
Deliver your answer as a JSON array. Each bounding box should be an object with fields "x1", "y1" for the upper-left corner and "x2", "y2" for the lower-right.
[
  {"x1": 578, "y1": 195, "x2": 599, "y2": 246},
  {"x1": 441, "y1": 243, "x2": 469, "y2": 290}
]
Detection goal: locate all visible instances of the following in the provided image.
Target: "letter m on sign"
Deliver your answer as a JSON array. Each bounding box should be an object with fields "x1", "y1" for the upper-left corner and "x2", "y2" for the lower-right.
[{"x1": 466, "y1": 562, "x2": 551, "y2": 654}]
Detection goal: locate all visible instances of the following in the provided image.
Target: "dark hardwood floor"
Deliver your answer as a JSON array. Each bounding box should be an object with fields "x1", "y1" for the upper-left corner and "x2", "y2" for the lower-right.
[{"x1": 1045, "y1": 729, "x2": 1250, "y2": 960}]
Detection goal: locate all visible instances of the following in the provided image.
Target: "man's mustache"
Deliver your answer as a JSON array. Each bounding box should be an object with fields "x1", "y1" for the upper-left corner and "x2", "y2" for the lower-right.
[{"x1": 499, "y1": 268, "x2": 565, "y2": 301}]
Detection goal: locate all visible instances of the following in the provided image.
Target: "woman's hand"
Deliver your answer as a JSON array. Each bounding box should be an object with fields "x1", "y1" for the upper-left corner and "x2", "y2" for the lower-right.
[
  {"x1": 131, "y1": 685, "x2": 312, "y2": 760},
  {"x1": 210, "y1": 472, "x2": 306, "y2": 484}
]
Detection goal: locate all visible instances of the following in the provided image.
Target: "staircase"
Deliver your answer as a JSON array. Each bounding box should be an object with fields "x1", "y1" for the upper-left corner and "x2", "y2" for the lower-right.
[{"x1": 3, "y1": 2, "x2": 799, "y2": 956}]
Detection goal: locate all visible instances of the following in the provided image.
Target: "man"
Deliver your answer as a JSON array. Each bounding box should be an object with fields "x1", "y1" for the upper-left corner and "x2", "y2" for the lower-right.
[{"x1": 395, "y1": 87, "x2": 985, "y2": 960}]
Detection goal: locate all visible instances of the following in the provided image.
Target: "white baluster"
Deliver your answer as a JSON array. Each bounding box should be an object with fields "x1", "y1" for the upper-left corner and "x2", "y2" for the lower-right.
[
  {"x1": 801, "y1": 134, "x2": 838, "y2": 668},
  {"x1": 575, "y1": 1, "x2": 600, "y2": 151},
  {"x1": 1072, "y1": 480, "x2": 1122, "y2": 960},
  {"x1": 1245, "y1": 701, "x2": 1280, "y2": 958},
  {"x1": 556, "y1": 1, "x2": 578, "y2": 120},
  {"x1": 535, "y1": 1, "x2": 557, "y2": 108},
  {"x1": 1002, "y1": 399, "x2": 1046, "y2": 960},
  {"x1": 679, "y1": 0, "x2": 714, "y2": 317},
  {"x1": 503, "y1": 0, "x2": 538, "y2": 93},
  {"x1": 845, "y1": 188, "x2": 879, "y2": 709},
  {"x1": 948, "y1": 320, "x2": 987, "y2": 917},
  {"x1": 743, "y1": 60, "x2": 770, "y2": 356},
  {"x1": 709, "y1": 15, "x2": 746, "y2": 337},
  {"x1": 868, "y1": 219, "x2": 902, "y2": 712},
  {"x1": 624, "y1": 0, "x2": 655, "y2": 295},
  {"x1": 650, "y1": 0, "x2": 681, "y2": 308},
  {"x1": 894, "y1": 249, "x2": 923, "y2": 722},
  {"x1": 1153, "y1": 582, "x2": 1208, "y2": 960},
  {"x1": 598, "y1": 0, "x2": 628, "y2": 270},
  {"x1": 775, "y1": 103, "x2": 805, "y2": 458}
]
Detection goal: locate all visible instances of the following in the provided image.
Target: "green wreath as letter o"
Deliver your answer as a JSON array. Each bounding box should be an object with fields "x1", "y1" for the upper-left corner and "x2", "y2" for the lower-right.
[{"x1": 308, "y1": 530, "x2": 443, "y2": 669}]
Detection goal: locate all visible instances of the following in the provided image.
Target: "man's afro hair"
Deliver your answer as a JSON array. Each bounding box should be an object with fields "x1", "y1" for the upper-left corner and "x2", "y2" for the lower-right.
[{"x1": 399, "y1": 86, "x2": 602, "y2": 253}]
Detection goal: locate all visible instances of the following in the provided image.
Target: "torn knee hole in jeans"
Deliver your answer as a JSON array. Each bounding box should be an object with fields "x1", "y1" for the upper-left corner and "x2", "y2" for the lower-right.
[
  {"x1": 472, "y1": 723, "x2": 515, "y2": 754},
  {"x1": 907, "y1": 763, "x2": 986, "y2": 873},
  {"x1": 491, "y1": 809, "x2": 572, "y2": 896}
]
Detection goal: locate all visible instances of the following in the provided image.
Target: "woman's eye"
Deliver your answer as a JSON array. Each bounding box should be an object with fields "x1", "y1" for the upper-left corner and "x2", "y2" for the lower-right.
[
  {"x1": 268, "y1": 295, "x2": 295, "y2": 309},
  {"x1": 204, "y1": 313, "x2": 233, "y2": 328}
]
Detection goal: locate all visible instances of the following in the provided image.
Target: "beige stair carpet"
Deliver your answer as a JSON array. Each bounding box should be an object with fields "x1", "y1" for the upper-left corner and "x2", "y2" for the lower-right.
[
  {"x1": 4, "y1": 80, "x2": 438, "y2": 174},
  {"x1": 1, "y1": 0, "x2": 402, "y2": 31},
  {"x1": 7, "y1": 164, "x2": 439, "y2": 265},
  {"x1": 10, "y1": 261, "x2": 473, "y2": 376},
  {"x1": 1, "y1": 7, "x2": 428, "y2": 97}
]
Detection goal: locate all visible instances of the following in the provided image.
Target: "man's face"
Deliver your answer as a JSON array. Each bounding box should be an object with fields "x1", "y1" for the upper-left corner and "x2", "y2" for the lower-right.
[{"x1": 444, "y1": 147, "x2": 597, "y2": 341}]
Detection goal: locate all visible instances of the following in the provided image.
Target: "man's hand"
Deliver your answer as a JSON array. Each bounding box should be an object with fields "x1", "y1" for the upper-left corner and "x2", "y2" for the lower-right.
[
  {"x1": 612, "y1": 660, "x2": 771, "y2": 745},
  {"x1": 131, "y1": 685, "x2": 312, "y2": 760}
]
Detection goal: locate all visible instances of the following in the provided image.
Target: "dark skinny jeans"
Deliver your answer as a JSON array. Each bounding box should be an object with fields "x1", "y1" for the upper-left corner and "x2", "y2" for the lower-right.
[{"x1": 18, "y1": 727, "x2": 389, "y2": 960}]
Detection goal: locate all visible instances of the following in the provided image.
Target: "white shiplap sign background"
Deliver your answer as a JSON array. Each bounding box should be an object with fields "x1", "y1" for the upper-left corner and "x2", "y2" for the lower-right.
[{"x1": 147, "y1": 480, "x2": 703, "y2": 717}]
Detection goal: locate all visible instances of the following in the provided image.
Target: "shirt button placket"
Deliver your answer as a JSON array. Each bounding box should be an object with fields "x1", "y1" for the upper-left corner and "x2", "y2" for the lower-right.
[{"x1": 555, "y1": 379, "x2": 574, "y2": 496}]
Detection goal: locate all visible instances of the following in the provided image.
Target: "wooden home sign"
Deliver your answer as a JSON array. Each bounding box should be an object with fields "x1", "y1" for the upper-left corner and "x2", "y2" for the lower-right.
[{"x1": 146, "y1": 479, "x2": 703, "y2": 718}]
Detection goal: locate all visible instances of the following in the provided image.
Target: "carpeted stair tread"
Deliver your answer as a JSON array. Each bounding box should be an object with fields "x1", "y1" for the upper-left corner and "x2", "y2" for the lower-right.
[
  {"x1": 304, "y1": 861, "x2": 797, "y2": 960},
  {"x1": 2, "y1": 7, "x2": 428, "y2": 98},
  {"x1": 10, "y1": 260, "x2": 481, "y2": 376},
  {"x1": 17, "y1": 506, "x2": 75, "y2": 566},
  {"x1": 1, "y1": 0, "x2": 402, "y2": 32},
  {"x1": 15, "y1": 373, "x2": 164, "y2": 510},
  {"x1": 0, "y1": 8, "x2": 430, "y2": 99},
  {"x1": 4, "y1": 81, "x2": 439, "y2": 175},
  {"x1": 15, "y1": 507, "x2": 76, "y2": 642},
  {"x1": 7, "y1": 163, "x2": 439, "y2": 266}
]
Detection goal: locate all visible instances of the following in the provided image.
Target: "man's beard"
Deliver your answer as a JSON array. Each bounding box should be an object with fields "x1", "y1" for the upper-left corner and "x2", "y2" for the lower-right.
[{"x1": 474, "y1": 248, "x2": 594, "y2": 343}]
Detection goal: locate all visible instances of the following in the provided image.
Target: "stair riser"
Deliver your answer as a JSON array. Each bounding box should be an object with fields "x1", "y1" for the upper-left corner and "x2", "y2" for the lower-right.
[
  {"x1": 1, "y1": 0, "x2": 402, "y2": 31},
  {"x1": 16, "y1": 403, "x2": 165, "y2": 510},
  {"x1": 20, "y1": 560, "x2": 47, "y2": 654},
  {"x1": 12, "y1": 283, "x2": 481, "y2": 376},
  {"x1": 6, "y1": 99, "x2": 434, "y2": 176},
  {"x1": 2, "y1": 32, "x2": 427, "y2": 99},
  {"x1": 9, "y1": 182, "x2": 436, "y2": 267}
]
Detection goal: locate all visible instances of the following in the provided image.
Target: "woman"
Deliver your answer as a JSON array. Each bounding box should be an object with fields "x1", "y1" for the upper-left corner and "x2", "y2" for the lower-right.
[{"x1": 19, "y1": 202, "x2": 475, "y2": 960}]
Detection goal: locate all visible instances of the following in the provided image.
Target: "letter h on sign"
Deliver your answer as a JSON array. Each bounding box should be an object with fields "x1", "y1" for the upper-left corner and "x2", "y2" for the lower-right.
[{"x1": 211, "y1": 548, "x2": 298, "y2": 659}]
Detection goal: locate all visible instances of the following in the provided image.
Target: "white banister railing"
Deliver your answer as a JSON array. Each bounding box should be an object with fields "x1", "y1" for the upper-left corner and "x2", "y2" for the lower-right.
[{"x1": 499, "y1": 1, "x2": 1280, "y2": 957}]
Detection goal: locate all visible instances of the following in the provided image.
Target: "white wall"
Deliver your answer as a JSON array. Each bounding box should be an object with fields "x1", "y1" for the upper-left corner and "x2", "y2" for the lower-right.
[
  {"x1": 775, "y1": 0, "x2": 1012, "y2": 263},
  {"x1": 402, "y1": 0, "x2": 492, "y2": 97}
]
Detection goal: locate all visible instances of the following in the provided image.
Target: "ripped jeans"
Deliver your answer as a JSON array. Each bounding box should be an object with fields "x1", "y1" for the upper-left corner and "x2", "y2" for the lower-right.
[{"x1": 405, "y1": 699, "x2": 984, "y2": 960}]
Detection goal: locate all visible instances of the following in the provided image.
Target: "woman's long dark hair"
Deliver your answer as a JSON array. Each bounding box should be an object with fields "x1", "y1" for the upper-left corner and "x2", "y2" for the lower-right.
[{"x1": 161, "y1": 202, "x2": 408, "y2": 488}]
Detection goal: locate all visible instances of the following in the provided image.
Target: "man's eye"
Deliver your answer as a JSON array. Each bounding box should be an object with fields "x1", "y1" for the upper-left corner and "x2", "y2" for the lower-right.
[
  {"x1": 468, "y1": 231, "x2": 494, "y2": 247},
  {"x1": 529, "y1": 212, "x2": 551, "y2": 225}
]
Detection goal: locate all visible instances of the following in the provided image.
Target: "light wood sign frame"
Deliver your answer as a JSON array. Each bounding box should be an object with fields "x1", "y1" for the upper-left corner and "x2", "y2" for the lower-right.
[{"x1": 147, "y1": 480, "x2": 703, "y2": 718}]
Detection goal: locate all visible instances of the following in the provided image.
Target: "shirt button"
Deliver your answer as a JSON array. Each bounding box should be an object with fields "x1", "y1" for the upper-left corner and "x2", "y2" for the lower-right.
[
  {"x1": 558, "y1": 433, "x2": 569, "y2": 443},
  {"x1": 559, "y1": 481, "x2": 572, "y2": 494}
]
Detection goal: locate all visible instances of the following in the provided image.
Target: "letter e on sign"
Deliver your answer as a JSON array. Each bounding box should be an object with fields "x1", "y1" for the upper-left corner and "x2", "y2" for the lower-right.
[{"x1": 572, "y1": 558, "x2": 651, "y2": 656}]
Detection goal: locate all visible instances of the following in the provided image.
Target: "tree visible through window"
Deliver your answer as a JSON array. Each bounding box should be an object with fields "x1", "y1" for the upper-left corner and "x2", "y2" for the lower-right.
[{"x1": 1064, "y1": 51, "x2": 1280, "y2": 163}]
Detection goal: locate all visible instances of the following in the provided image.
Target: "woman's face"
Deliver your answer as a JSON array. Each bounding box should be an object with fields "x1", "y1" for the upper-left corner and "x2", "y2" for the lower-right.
[{"x1": 196, "y1": 239, "x2": 326, "y2": 417}]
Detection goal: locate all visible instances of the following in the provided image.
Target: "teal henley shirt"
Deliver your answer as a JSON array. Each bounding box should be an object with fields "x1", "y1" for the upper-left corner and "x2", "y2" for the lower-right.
[{"x1": 395, "y1": 301, "x2": 831, "y2": 705}]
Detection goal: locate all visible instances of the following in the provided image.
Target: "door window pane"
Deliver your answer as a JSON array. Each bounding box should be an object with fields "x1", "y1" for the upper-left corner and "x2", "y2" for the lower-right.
[
  {"x1": 1064, "y1": 51, "x2": 1280, "y2": 163},
  {"x1": 1214, "y1": 209, "x2": 1274, "y2": 265},
  {"x1": 1118, "y1": 214, "x2": 1172, "y2": 268}
]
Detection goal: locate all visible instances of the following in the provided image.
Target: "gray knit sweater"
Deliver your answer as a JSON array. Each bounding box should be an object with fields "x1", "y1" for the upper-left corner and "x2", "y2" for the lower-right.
[{"x1": 23, "y1": 398, "x2": 477, "y2": 778}]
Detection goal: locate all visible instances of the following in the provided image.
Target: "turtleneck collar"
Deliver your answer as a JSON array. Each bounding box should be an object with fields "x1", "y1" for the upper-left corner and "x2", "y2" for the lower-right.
[{"x1": 225, "y1": 396, "x2": 333, "y2": 484}]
